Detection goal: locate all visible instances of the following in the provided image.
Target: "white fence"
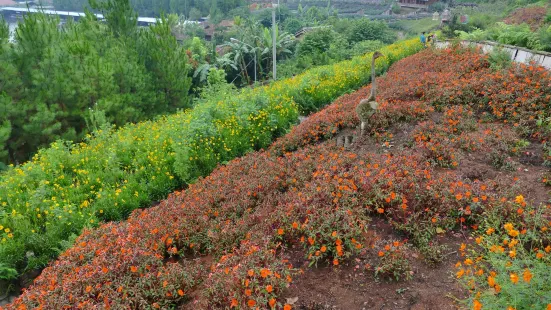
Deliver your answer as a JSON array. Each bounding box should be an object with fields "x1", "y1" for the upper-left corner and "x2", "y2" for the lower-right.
[{"x1": 435, "y1": 40, "x2": 551, "y2": 70}]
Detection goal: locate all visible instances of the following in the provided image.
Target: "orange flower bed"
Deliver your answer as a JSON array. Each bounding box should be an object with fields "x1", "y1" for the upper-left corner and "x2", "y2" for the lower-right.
[{"x1": 6, "y1": 47, "x2": 551, "y2": 309}]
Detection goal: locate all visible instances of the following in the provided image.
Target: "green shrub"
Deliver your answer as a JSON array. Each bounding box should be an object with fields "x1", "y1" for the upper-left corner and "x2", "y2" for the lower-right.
[{"x1": 488, "y1": 47, "x2": 513, "y2": 70}]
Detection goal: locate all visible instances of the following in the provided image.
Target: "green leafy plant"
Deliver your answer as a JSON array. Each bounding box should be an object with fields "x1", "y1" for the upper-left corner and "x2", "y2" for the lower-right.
[{"x1": 375, "y1": 241, "x2": 413, "y2": 281}]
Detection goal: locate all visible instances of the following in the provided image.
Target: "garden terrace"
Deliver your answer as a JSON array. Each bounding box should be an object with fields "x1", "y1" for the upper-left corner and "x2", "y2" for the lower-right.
[
  {"x1": 4, "y1": 47, "x2": 551, "y2": 309},
  {"x1": 0, "y1": 39, "x2": 422, "y2": 279}
]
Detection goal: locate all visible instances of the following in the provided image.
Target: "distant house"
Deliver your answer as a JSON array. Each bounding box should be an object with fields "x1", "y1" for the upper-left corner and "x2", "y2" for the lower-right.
[
  {"x1": 203, "y1": 19, "x2": 235, "y2": 41},
  {"x1": 397, "y1": 0, "x2": 438, "y2": 9}
]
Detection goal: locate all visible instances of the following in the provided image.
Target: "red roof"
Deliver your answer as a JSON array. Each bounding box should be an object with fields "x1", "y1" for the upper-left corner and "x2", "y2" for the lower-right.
[{"x1": 0, "y1": 0, "x2": 16, "y2": 5}]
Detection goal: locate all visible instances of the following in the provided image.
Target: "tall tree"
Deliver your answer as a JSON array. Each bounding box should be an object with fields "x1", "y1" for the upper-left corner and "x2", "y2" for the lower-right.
[{"x1": 89, "y1": 0, "x2": 138, "y2": 38}]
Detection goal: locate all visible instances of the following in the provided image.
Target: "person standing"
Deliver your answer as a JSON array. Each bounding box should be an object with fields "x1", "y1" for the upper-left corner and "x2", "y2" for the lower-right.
[{"x1": 420, "y1": 32, "x2": 427, "y2": 48}]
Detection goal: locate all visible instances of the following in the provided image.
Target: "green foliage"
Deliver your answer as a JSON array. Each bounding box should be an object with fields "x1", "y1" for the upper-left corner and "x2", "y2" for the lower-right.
[
  {"x1": 137, "y1": 16, "x2": 192, "y2": 110},
  {"x1": 454, "y1": 20, "x2": 550, "y2": 51},
  {"x1": 0, "y1": 10, "x2": 193, "y2": 166},
  {"x1": 0, "y1": 18, "x2": 8, "y2": 42},
  {"x1": 391, "y1": 3, "x2": 401, "y2": 14},
  {"x1": 375, "y1": 242, "x2": 413, "y2": 281},
  {"x1": 346, "y1": 19, "x2": 396, "y2": 44},
  {"x1": 90, "y1": 0, "x2": 138, "y2": 38},
  {"x1": 486, "y1": 22, "x2": 540, "y2": 49},
  {"x1": 428, "y1": 2, "x2": 445, "y2": 13},
  {"x1": 487, "y1": 47, "x2": 513, "y2": 70},
  {"x1": 391, "y1": 17, "x2": 440, "y2": 36},
  {"x1": 350, "y1": 40, "x2": 385, "y2": 57},
  {"x1": 297, "y1": 28, "x2": 339, "y2": 56},
  {"x1": 283, "y1": 17, "x2": 304, "y2": 35},
  {"x1": 537, "y1": 25, "x2": 551, "y2": 52},
  {"x1": 459, "y1": 202, "x2": 551, "y2": 310}
]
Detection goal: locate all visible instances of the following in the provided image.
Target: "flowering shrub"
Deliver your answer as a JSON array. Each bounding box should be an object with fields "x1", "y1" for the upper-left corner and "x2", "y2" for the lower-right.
[
  {"x1": 0, "y1": 39, "x2": 422, "y2": 276},
  {"x1": 268, "y1": 38, "x2": 423, "y2": 114},
  {"x1": 457, "y1": 199, "x2": 551, "y2": 310},
  {"x1": 504, "y1": 6, "x2": 549, "y2": 30},
  {"x1": 375, "y1": 241, "x2": 412, "y2": 281},
  {"x1": 5, "y1": 46, "x2": 551, "y2": 309}
]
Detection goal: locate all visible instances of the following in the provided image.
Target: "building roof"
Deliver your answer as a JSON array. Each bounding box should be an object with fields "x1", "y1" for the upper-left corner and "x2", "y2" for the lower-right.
[{"x1": 0, "y1": 6, "x2": 157, "y2": 24}]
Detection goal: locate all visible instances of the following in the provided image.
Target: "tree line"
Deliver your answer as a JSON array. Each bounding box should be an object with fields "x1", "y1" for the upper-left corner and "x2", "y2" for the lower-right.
[{"x1": 0, "y1": 0, "x2": 192, "y2": 167}]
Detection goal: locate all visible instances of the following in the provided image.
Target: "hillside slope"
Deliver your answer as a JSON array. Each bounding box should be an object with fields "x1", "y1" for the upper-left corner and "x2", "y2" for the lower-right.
[{"x1": 5, "y1": 47, "x2": 551, "y2": 309}]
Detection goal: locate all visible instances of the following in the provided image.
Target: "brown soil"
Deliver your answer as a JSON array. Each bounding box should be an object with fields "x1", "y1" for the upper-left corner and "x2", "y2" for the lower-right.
[
  {"x1": 289, "y1": 113, "x2": 551, "y2": 310},
  {"x1": 282, "y1": 219, "x2": 467, "y2": 310}
]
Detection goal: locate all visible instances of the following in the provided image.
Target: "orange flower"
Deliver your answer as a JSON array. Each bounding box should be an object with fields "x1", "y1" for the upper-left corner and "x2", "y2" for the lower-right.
[
  {"x1": 320, "y1": 245, "x2": 327, "y2": 252},
  {"x1": 333, "y1": 259, "x2": 339, "y2": 266},
  {"x1": 378, "y1": 251, "x2": 385, "y2": 257},
  {"x1": 130, "y1": 266, "x2": 138, "y2": 273},
  {"x1": 278, "y1": 228, "x2": 284, "y2": 235},
  {"x1": 247, "y1": 299, "x2": 256, "y2": 307},
  {"x1": 178, "y1": 289, "x2": 185, "y2": 296},
  {"x1": 473, "y1": 300, "x2": 482, "y2": 310},
  {"x1": 231, "y1": 299, "x2": 238, "y2": 308},
  {"x1": 269, "y1": 298, "x2": 276, "y2": 308},
  {"x1": 247, "y1": 269, "x2": 254, "y2": 277},
  {"x1": 292, "y1": 222, "x2": 299, "y2": 229},
  {"x1": 266, "y1": 285, "x2": 273, "y2": 293},
  {"x1": 260, "y1": 268, "x2": 271, "y2": 278},
  {"x1": 510, "y1": 273, "x2": 519, "y2": 284},
  {"x1": 523, "y1": 269, "x2": 533, "y2": 283},
  {"x1": 245, "y1": 289, "x2": 252, "y2": 296},
  {"x1": 377, "y1": 208, "x2": 384, "y2": 214},
  {"x1": 488, "y1": 276, "x2": 496, "y2": 287},
  {"x1": 85, "y1": 286, "x2": 92, "y2": 293},
  {"x1": 284, "y1": 305, "x2": 292, "y2": 310}
]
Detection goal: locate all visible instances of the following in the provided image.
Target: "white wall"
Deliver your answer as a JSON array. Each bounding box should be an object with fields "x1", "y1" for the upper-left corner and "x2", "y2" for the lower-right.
[{"x1": 434, "y1": 40, "x2": 551, "y2": 70}]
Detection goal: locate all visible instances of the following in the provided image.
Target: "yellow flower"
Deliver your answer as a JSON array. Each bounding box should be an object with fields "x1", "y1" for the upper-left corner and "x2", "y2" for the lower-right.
[
  {"x1": 508, "y1": 229, "x2": 519, "y2": 237},
  {"x1": 509, "y1": 250, "x2": 516, "y2": 258},
  {"x1": 504, "y1": 223, "x2": 514, "y2": 231}
]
